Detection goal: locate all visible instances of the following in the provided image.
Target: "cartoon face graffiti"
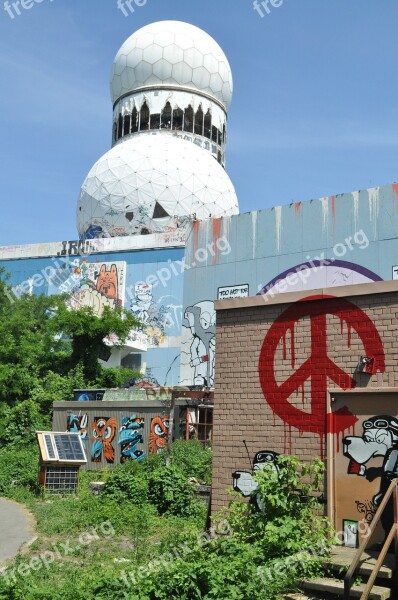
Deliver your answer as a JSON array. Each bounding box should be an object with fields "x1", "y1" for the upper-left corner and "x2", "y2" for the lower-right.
[
  {"x1": 67, "y1": 414, "x2": 88, "y2": 445},
  {"x1": 343, "y1": 416, "x2": 398, "y2": 514},
  {"x1": 149, "y1": 416, "x2": 170, "y2": 454},
  {"x1": 118, "y1": 416, "x2": 145, "y2": 463},
  {"x1": 232, "y1": 451, "x2": 280, "y2": 512},
  {"x1": 344, "y1": 416, "x2": 398, "y2": 474},
  {"x1": 184, "y1": 301, "x2": 216, "y2": 387},
  {"x1": 91, "y1": 417, "x2": 118, "y2": 463},
  {"x1": 96, "y1": 264, "x2": 118, "y2": 300}
]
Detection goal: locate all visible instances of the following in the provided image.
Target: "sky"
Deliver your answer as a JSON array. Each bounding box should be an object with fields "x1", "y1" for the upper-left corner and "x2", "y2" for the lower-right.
[{"x1": 1, "y1": 0, "x2": 398, "y2": 245}]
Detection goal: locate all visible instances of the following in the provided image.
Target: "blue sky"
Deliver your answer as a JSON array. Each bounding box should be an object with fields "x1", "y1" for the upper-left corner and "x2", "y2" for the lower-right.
[{"x1": 1, "y1": 0, "x2": 398, "y2": 245}]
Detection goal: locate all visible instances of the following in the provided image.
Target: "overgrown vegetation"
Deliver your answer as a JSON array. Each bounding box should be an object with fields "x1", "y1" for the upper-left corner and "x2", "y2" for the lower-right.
[
  {"x1": 0, "y1": 442, "x2": 331, "y2": 600},
  {"x1": 0, "y1": 271, "x2": 333, "y2": 598}
]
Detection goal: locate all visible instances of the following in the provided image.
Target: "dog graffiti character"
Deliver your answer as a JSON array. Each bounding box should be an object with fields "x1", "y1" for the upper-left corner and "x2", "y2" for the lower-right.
[
  {"x1": 232, "y1": 451, "x2": 280, "y2": 512},
  {"x1": 343, "y1": 416, "x2": 398, "y2": 536}
]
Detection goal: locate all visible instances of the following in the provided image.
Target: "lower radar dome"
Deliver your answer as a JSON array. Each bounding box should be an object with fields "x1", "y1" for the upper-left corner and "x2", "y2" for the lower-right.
[{"x1": 77, "y1": 134, "x2": 239, "y2": 239}]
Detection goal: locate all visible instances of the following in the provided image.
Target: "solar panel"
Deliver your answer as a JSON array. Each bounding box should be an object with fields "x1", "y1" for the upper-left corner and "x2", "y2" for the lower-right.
[
  {"x1": 44, "y1": 434, "x2": 56, "y2": 460},
  {"x1": 54, "y1": 434, "x2": 86, "y2": 462}
]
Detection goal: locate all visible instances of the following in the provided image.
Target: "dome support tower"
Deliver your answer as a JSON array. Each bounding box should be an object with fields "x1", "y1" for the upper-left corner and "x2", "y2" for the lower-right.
[{"x1": 77, "y1": 21, "x2": 239, "y2": 240}]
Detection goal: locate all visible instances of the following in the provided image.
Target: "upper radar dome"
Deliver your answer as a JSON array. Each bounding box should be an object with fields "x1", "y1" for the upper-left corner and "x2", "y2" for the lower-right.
[{"x1": 110, "y1": 21, "x2": 233, "y2": 111}]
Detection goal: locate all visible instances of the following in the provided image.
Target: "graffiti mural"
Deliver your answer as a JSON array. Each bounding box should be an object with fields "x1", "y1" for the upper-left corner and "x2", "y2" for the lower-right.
[
  {"x1": 66, "y1": 261, "x2": 126, "y2": 317},
  {"x1": 233, "y1": 451, "x2": 280, "y2": 512},
  {"x1": 66, "y1": 414, "x2": 88, "y2": 445},
  {"x1": 129, "y1": 283, "x2": 180, "y2": 347},
  {"x1": 91, "y1": 417, "x2": 118, "y2": 463},
  {"x1": 149, "y1": 416, "x2": 170, "y2": 454},
  {"x1": 259, "y1": 295, "x2": 385, "y2": 455},
  {"x1": 180, "y1": 301, "x2": 216, "y2": 387},
  {"x1": 118, "y1": 416, "x2": 145, "y2": 463},
  {"x1": 343, "y1": 416, "x2": 398, "y2": 534}
]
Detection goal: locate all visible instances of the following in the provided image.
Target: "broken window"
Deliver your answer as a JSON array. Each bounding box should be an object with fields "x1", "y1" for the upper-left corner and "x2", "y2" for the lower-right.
[
  {"x1": 153, "y1": 202, "x2": 170, "y2": 219},
  {"x1": 204, "y1": 110, "x2": 211, "y2": 139},
  {"x1": 150, "y1": 113, "x2": 161, "y2": 130},
  {"x1": 123, "y1": 112, "x2": 131, "y2": 136},
  {"x1": 211, "y1": 126, "x2": 218, "y2": 144},
  {"x1": 172, "y1": 107, "x2": 183, "y2": 131},
  {"x1": 183, "y1": 105, "x2": 194, "y2": 133},
  {"x1": 140, "y1": 102, "x2": 150, "y2": 131},
  {"x1": 112, "y1": 122, "x2": 118, "y2": 143},
  {"x1": 195, "y1": 105, "x2": 204, "y2": 136},
  {"x1": 117, "y1": 114, "x2": 124, "y2": 140},
  {"x1": 161, "y1": 102, "x2": 172, "y2": 129},
  {"x1": 131, "y1": 107, "x2": 138, "y2": 133}
]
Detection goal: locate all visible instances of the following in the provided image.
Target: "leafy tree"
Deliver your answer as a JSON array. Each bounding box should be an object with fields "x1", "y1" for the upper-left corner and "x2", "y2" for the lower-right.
[
  {"x1": 51, "y1": 301, "x2": 141, "y2": 381},
  {"x1": 0, "y1": 270, "x2": 142, "y2": 408}
]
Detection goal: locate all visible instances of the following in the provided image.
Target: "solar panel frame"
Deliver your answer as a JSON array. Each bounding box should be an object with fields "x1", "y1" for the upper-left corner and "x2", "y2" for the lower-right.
[{"x1": 37, "y1": 432, "x2": 87, "y2": 464}]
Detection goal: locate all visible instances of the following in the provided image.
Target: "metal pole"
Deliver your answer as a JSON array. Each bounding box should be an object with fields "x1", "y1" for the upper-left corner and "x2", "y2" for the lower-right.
[{"x1": 166, "y1": 393, "x2": 175, "y2": 467}]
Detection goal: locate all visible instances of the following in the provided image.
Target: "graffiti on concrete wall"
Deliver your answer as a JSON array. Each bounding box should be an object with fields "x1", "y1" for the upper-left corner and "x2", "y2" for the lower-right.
[
  {"x1": 129, "y1": 283, "x2": 182, "y2": 348},
  {"x1": 66, "y1": 414, "x2": 88, "y2": 445},
  {"x1": 259, "y1": 295, "x2": 385, "y2": 456},
  {"x1": 149, "y1": 416, "x2": 170, "y2": 454},
  {"x1": 91, "y1": 417, "x2": 118, "y2": 463},
  {"x1": 66, "y1": 261, "x2": 126, "y2": 316},
  {"x1": 343, "y1": 415, "x2": 398, "y2": 533},
  {"x1": 118, "y1": 416, "x2": 145, "y2": 463},
  {"x1": 232, "y1": 451, "x2": 280, "y2": 512},
  {"x1": 180, "y1": 300, "x2": 216, "y2": 387}
]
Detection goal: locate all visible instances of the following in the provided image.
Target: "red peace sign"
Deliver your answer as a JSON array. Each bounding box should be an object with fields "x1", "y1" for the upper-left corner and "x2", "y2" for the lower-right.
[{"x1": 259, "y1": 295, "x2": 385, "y2": 436}]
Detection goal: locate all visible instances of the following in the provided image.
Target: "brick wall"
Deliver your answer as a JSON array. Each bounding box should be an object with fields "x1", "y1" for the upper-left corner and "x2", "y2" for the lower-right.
[{"x1": 211, "y1": 283, "x2": 398, "y2": 512}]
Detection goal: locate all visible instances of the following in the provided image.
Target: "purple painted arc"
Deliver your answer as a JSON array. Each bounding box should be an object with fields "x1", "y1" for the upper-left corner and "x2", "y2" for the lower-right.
[{"x1": 257, "y1": 260, "x2": 382, "y2": 297}]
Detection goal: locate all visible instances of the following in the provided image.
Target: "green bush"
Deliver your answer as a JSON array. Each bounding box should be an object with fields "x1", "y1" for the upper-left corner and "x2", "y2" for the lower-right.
[
  {"x1": 171, "y1": 439, "x2": 212, "y2": 485},
  {"x1": 102, "y1": 460, "x2": 149, "y2": 505},
  {"x1": 147, "y1": 465, "x2": 196, "y2": 517},
  {"x1": 0, "y1": 446, "x2": 39, "y2": 493}
]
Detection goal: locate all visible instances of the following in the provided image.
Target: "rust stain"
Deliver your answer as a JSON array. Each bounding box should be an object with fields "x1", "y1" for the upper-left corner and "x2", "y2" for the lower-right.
[
  {"x1": 294, "y1": 202, "x2": 301, "y2": 215},
  {"x1": 212, "y1": 218, "x2": 222, "y2": 265},
  {"x1": 193, "y1": 220, "x2": 200, "y2": 254}
]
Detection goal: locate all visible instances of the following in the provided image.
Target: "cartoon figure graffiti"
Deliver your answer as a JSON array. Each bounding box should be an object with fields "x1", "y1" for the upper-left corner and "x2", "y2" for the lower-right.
[
  {"x1": 67, "y1": 261, "x2": 126, "y2": 317},
  {"x1": 67, "y1": 414, "x2": 88, "y2": 445},
  {"x1": 232, "y1": 451, "x2": 280, "y2": 512},
  {"x1": 183, "y1": 301, "x2": 216, "y2": 387},
  {"x1": 130, "y1": 283, "x2": 172, "y2": 347},
  {"x1": 118, "y1": 416, "x2": 145, "y2": 463},
  {"x1": 91, "y1": 417, "x2": 118, "y2": 463},
  {"x1": 96, "y1": 264, "x2": 118, "y2": 301},
  {"x1": 344, "y1": 416, "x2": 398, "y2": 535},
  {"x1": 149, "y1": 416, "x2": 170, "y2": 454}
]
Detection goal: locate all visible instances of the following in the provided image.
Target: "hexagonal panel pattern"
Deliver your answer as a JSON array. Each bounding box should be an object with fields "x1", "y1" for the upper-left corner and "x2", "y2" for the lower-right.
[
  {"x1": 110, "y1": 21, "x2": 233, "y2": 110},
  {"x1": 77, "y1": 134, "x2": 238, "y2": 239}
]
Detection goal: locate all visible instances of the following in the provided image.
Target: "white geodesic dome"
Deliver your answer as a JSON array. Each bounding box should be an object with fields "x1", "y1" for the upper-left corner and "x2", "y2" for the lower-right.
[
  {"x1": 77, "y1": 134, "x2": 239, "y2": 239},
  {"x1": 110, "y1": 21, "x2": 233, "y2": 111}
]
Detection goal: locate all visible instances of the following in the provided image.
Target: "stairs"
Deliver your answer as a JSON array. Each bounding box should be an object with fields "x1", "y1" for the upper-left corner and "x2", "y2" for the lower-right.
[{"x1": 284, "y1": 546, "x2": 394, "y2": 599}]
